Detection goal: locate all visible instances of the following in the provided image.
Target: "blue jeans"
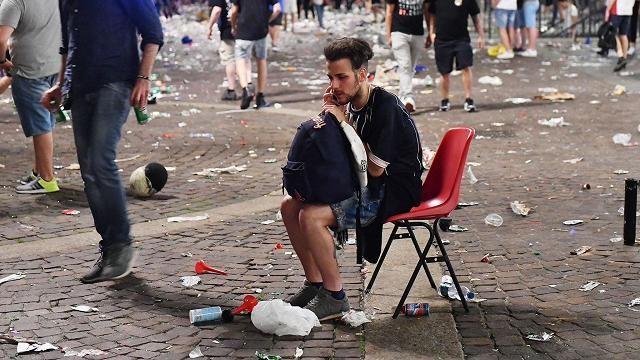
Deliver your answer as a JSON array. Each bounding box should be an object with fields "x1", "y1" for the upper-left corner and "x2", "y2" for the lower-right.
[
  {"x1": 71, "y1": 82, "x2": 132, "y2": 247},
  {"x1": 12, "y1": 74, "x2": 57, "y2": 137},
  {"x1": 314, "y1": 5, "x2": 324, "y2": 28},
  {"x1": 495, "y1": 8, "x2": 517, "y2": 29}
]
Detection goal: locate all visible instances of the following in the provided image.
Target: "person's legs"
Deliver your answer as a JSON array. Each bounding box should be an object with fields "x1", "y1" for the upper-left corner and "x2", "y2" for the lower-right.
[
  {"x1": 254, "y1": 37, "x2": 270, "y2": 108},
  {"x1": 525, "y1": 1, "x2": 539, "y2": 51},
  {"x1": 257, "y1": 59, "x2": 268, "y2": 94},
  {"x1": 0, "y1": 76, "x2": 11, "y2": 94},
  {"x1": 462, "y1": 67, "x2": 472, "y2": 99},
  {"x1": 33, "y1": 133, "x2": 54, "y2": 181},
  {"x1": 629, "y1": 0, "x2": 639, "y2": 52},
  {"x1": 391, "y1": 32, "x2": 413, "y2": 101},
  {"x1": 440, "y1": 73, "x2": 450, "y2": 100},
  {"x1": 281, "y1": 196, "x2": 323, "y2": 282},
  {"x1": 219, "y1": 39, "x2": 238, "y2": 100},
  {"x1": 315, "y1": 5, "x2": 324, "y2": 28},
  {"x1": 618, "y1": 34, "x2": 629, "y2": 58},
  {"x1": 235, "y1": 39, "x2": 255, "y2": 108}
]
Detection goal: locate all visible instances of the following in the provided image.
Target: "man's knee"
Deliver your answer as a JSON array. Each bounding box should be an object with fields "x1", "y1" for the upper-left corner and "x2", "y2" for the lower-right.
[
  {"x1": 281, "y1": 196, "x2": 301, "y2": 220},
  {"x1": 299, "y1": 205, "x2": 335, "y2": 230}
]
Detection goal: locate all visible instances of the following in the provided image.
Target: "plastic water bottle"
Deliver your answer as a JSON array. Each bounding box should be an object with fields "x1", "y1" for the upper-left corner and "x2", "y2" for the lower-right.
[{"x1": 189, "y1": 306, "x2": 222, "y2": 325}]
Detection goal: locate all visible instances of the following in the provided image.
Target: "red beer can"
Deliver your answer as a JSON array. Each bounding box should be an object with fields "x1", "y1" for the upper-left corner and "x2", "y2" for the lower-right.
[{"x1": 402, "y1": 303, "x2": 430, "y2": 317}]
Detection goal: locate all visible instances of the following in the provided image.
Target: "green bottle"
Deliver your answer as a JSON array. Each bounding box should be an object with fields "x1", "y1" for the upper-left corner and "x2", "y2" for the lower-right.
[
  {"x1": 134, "y1": 106, "x2": 151, "y2": 125},
  {"x1": 56, "y1": 107, "x2": 69, "y2": 123}
]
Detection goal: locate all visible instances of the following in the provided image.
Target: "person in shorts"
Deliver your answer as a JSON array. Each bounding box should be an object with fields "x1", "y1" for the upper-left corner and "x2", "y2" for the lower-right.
[
  {"x1": 605, "y1": 0, "x2": 635, "y2": 71},
  {"x1": 493, "y1": 0, "x2": 517, "y2": 59},
  {"x1": 429, "y1": 0, "x2": 485, "y2": 112},
  {"x1": 280, "y1": 38, "x2": 423, "y2": 321},
  {"x1": 515, "y1": 0, "x2": 539, "y2": 57},
  {"x1": 231, "y1": 0, "x2": 281, "y2": 109},
  {"x1": 0, "y1": 0, "x2": 61, "y2": 194},
  {"x1": 208, "y1": 0, "x2": 252, "y2": 100},
  {"x1": 282, "y1": 0, "x2": 297, "y2": 31},
  {"x1": 269, "y1": 0, "x2": 284, "y2": 50}
]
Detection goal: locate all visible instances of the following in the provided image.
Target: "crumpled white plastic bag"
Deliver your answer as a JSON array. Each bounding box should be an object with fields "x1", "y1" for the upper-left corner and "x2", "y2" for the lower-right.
[{"x1": 251, "y1": 299, "x2": 320, "y2": 336}]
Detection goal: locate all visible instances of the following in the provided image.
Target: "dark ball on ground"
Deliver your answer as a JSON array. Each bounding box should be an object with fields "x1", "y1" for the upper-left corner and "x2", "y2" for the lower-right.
[{"x1": 145, "y1": 162, "x2": 168, "y2": 193}]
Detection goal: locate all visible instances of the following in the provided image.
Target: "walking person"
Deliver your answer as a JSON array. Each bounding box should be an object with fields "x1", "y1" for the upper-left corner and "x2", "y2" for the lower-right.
[
  {"x1": 493, "y1": 0, "x2": 517, "y2": 59},
  {"x1": 0, "y1": 0, "x2": 61, "y2": 194},
  {"x1": 42, "y1": 0, "x2": 164, "y2": 283},
  {"x1": 385, "y1": 0, "x2": 430, "y2": 113},
  {"x1": 628, "y1": 0, "x2": 639, "y2": 56},
  {"x1": 231, "y1": 0, "x2": 281, "y2": 109},
  {"x1": 313, "y1": 0, "x2": 326, "y2": 29},
  {"x1": 429, "y1": 0, "x2": 485, "y2": 112},
  {"x1": 516, "y1": 0, "x2": 539, "y2": 57},
  {"x1": 605, "y1": 0, "x2": 635, "y2": 71}
]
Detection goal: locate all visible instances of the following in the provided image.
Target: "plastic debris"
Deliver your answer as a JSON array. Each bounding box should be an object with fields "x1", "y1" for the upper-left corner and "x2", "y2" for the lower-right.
[
  {"x1": 538, "y1": 117, "x2": 570, "y2": 127},
  {"x1": 180, "y1": 276, "x2": 202, "y2": 287},
  {"x1": 341, "y1": 310, "x2": 371, "y2": 327},
  {"x1": 504, "y1": 98, "x2": 531, "y2": 104},
  {"x1": 538, "y1": 87, "x2": 558, "y2": 93},
  {"x1": 510, "y1": 201, "x2": 531, "y2": 216},
  {"x1": 439, "y1": 275, "x2": 475, "y2": 301},
  {"x1": 579, "y1": 281, "x2": 601, "y2": 292},
  {"x1": 563, "y1": 220, "x2": 583, "y2": 226},
  {"x1": 629, "y1": 298, "x2": 640, "y2": 309},
  {"x1": 273, "y1": 243, "x2": 284, "y2": 250},
  {"x1": 194, "y1": 165, "x2": 247, "y2": 175},
  {"x1": 264, "y1": 159, "x2": 277, "y2": 163},
  {"x1": 189, "y1": 133, "x2": 215, "y2": 140},
  {"x1": 189, "y1": 346, "x2": 203, "y2": 358},
  {"x1": 71, "y1": 305, "x2": 98, "y2": 313},
  {"x1": 251, "y1": 299, "x2": 320, "y2": 336},
  {"x1": 167, "y1": 214, "x2": 209, "y2": 222},
  {"x1": 484, "y1": 213, "x2": 503, "y2": 227},
  {"x1": 535, "y1": 92, "x2": 575, "y2": 101},
  {"x1": 260, "y1": 220, "x2": 275, "y2": 225},
  {"x1": 571, "y1": 246, "x2": 592, "y2": 255},
  {"x1": 182, "y1": 252, "x2": 193, "y2": 257},
  {"x1": 63, "y1": 348, "x2": 107, "y2": 357},
  {"x1": 563, "y1": 157, "x2": 583, "y2": 164},
  {"x1": 614, "y1": 169, "x2": 630, "y2": 174},
  {"x1": 195, "y1": 260, "x2": 228, "y2": 275},
  {"x1": 612, "y1": 133, "x2": 632, "y2": 146},
  {"x1": 448, "y1": 224, "x2": 469, "y2": 232},
  {"x1": 65, "y1": 163, "x2": 81, "y2": 170},
  {"x1": 17, "y1": 342, "x2": 58, "y2": 354},
  {"x1": 0, "y1": 273, "x2": 26, "y2": 285},
  {"x1": 256, "y1": 352, "x2": 282, "y2": 360},
  {"x1": 294, "y1": 347, "x2": 304, "y2": 359},
  {"x1": 466, "y1": 166, "x2": 478, "y2": 184},
  {"x1": 526, "y1": 332, "x2": 554, "y2": 342},
  {"x1": 478, "y1": 76, "x2": 503, "y2": 86},
  {"x1": 481, "y1": 254, "x2": 491, "y2": 263},
  {"x1": 62, "y1": 209, "x2": 80, "y2": 215},
  {"x1": 612, "y1": 84, "x2": 626, "y2": 96},
  {"x1": 458, "y1": 202, "x2": 480, "y2": 207},
  {"x1": 610, "y1": 237, "x2": 623, "y2": 243}
]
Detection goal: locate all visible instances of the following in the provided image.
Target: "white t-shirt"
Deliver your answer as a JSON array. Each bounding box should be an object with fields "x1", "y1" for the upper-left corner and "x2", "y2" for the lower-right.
[
  {"x1": 613, "y1": 0, "x2": 635, "y2": 16},
  {"x1": 496, "y1": 0, "x2": 517, "y2": 10}
]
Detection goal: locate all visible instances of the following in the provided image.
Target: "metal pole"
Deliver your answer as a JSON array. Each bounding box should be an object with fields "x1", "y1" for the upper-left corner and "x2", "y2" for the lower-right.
[{"x1": 624, "y1": 178, "x2": 638, "y2": 246}]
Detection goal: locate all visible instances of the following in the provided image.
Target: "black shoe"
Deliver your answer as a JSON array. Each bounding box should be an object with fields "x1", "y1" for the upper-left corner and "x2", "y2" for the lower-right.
[
  {"x1": 80, "y1": 243, "x2": 137, "y2": 284},
  {"x1": 439, "y1": 98, "x2": 451, "y2": 112},
  {"x1": 254, "y1": 93, "x2": 271, "y2": 109},
  {"x1": 463, "y1": 98, "x2": 476, "y2": 112},
  {"x1": 614, "y1": 57, "x2": 627, "y2": 72},
  {"x1": 221, "y1": 89, "x2": 238, "y2": 101},
  {"x1": 240, "y1": 87, "x2": 252, "y2": 109},
  {"x1": 286, "y1": 280, "x2": 319, "y2": 307}
]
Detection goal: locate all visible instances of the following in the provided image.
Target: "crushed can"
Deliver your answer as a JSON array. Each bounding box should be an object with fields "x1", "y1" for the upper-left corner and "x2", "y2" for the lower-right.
[{"x1": 401, "y1": 303, "x2": 429, "y2": 317}]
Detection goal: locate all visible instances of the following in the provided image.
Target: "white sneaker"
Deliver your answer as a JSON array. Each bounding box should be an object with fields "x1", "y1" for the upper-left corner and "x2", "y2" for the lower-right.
[
  {"x1": 629, "y1": 47, "x2": 636, "y2": 57},
  {"x1": 520, "y1": 49, "x2": 538, "y2": 58},
  {"x1": 497, "y1": 51, "x2": 515, "y2": 60}
]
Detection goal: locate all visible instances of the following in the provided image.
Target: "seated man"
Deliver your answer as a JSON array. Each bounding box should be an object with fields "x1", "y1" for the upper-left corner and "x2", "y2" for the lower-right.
[{"x1": 281, "y1": 37, "x2": 423, "y2": 321}]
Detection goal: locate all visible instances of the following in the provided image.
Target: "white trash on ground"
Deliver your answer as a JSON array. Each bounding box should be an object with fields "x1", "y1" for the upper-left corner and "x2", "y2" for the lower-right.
[
  {"x1": 613, "y1": 133, "x2": 632, "y2": 146},
  {"x1": 0, "y1": 273, "x2": 26, "y2": 285},
  {"x1": 251, "y1": 299, "x2": 320, "y2": 336},
  {"x1": 341, "y1": 310, "x2": 371, "y2": 327},
  {"x1": 180, "y1": 276, "x2": 202, "y2": 287},
  {"x1": 484, "y1": 213, "x2": 503, "y2": 227},
  {"x1": 167, "y1": 214, "x2": 209, "y2": 222},
  {"x1": 478, "y1": 76, "x2": 503, "y2": 86},
  {"x1": 526, "y1": 332, "x2": 554, "y2": 342}
]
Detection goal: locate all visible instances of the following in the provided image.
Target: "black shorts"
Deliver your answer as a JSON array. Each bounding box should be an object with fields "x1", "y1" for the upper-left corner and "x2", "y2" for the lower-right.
[
  {"x1": 611, "y1": 15, "x2": 631, "y2": 36},
  {"x1": 434, "y1": 39, "x2": 473, "y2": 75},
  {"x1": 270, "y1": 12, "x2": 283, "y2": 26}
]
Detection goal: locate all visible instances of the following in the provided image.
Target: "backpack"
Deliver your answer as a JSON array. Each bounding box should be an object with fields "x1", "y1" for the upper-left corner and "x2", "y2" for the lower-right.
[
  {"x1": 282, "y1": 113, "x2": 363, "y2": 204},
  {"x1": 597, "y1": 22, "x2": 617, "y2": 50}
]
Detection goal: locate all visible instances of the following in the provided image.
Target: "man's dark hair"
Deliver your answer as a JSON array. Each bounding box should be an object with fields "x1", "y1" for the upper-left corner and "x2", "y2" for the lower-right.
[{"x1": 324, "y1": 38, "x2": 374, "y2": 70}]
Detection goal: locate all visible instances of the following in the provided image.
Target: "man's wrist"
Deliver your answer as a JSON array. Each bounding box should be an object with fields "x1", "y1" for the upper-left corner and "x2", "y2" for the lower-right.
[{"x1": 137, "y1": 75, "x2": 151, "y2": 81}]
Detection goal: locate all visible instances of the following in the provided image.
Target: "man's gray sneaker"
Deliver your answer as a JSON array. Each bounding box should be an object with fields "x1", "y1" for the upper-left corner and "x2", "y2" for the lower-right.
[
  {"x1": 80, "y1": 243, "x2": 137, "y2": 284},
  {"x1": 19, "y1": 170, "x2": 37, "y2": 185},
  {"x1": 304, "y1": 287, "x2": 350, "y2": 321},
  {"x1": 286, "y1": 280, "x2": 319, "y2": 307}
]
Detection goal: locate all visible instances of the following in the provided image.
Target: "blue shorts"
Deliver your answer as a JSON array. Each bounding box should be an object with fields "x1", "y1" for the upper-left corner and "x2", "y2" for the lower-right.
[
  {"x1": 12, "y1": 74, "x2": 57, "y2": 137},
  {"x1": 516, "y1": 1, "x2": 539, "y2": 28},
  {"x1": 330, "y1": 187, "x2": 384, "y2": 232},
  {"x1": 495, "y1": 8, "x2": 517, "y2": 29},
  {"x1": 611, "y1": 15, "x2": 631, "y2": 36},
  {"x1": 235, "y1": 37, "x2": 268, "y2": 60}
]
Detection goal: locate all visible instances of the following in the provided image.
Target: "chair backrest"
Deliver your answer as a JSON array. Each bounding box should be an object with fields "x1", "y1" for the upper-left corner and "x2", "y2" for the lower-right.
[{"x1": 420, "y1": 127, "x2": 475, "y2": 213}]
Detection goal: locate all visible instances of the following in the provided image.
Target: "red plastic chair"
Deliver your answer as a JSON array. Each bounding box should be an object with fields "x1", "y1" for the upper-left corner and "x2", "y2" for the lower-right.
[{"x1": 365, "y1": 127, "x2": 475, "y2": 318}]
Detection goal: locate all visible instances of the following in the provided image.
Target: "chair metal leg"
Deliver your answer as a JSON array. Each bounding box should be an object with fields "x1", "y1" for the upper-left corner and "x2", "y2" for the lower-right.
[
  {"x1": 406, "y1": 225, "x2": 437, "y2": 289},
  {"x1": 434, "y1": 219, "x2": 469, "y2": 313},
  {"x1": 392, "y1": 233, "x2": 435, "y2": 318},
  {"x1": 365, "y1": 224, "x2": 399, "y2": 293}
]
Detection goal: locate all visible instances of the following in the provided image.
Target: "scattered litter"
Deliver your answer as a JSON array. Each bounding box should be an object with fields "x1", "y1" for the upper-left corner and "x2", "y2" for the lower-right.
[
  {"x1": 263, "y1": 264, "x2": 274, "y2": 271},
  {"x1": 65, "y1": 163, "x2": 81, "y2": 170},
  {"x1": 563, "y1": 157, "x2": 583, "y2": 164},
  {"x1": 182, "y1": 252, "x2": 193, "y2": 257},
  {"x1": 510, "y1": 201, "x2": 531, "y2": 216},
  {"x1": 114, "y1": 154, "x2": 142, "y2": 163},
  {"x1": 63, "y1": 348, "x2": 107, "y2": 357},
  {"x1": 256, "y1": 352, "x2": 282, "y2": 360},
  {"x1": 614, "y1": 169, "x2": 630, "y2": 174},
  {"x1": 579, "y1": 281, "x2": 601, "y2": 292},
  {"x1": 538, "y1": 117, "x2": 570, "y2": 127},
  {"x1": 194, "y1": 165, "x2": 247, "y2": 175},
  {"x1": 448, "y1": 224, "x2": 468, "y2": 232},
  {"x1": 70, "y1": 305, "x2": 99, "y2": 313},
  {"x1": 589, "y1": 100, "x2": 601, "y2": 104},
  {"x1": 180, "y1": 276, "x2": 202, "y2": 287},
  {"x1": 610, "y1": 237, "x2": 623, "y2": 243},
  {"x1": 273, "y1": 243, "x2": 284, "y2": 250},
  {"x1": 264, "y1": 159, "x2": 277, "y2": 163},
  {"x1": 504, "y1": 98, "x2": 531, "y2": 104},
  {"x1": 251, "y1": 299, "x2": 320, "y2": 336},
  {"x1": 563, "y1": 220, "x2": 583, "y2": 226},
  {"x1": 294, "y1": 347, "x2": 303, "y2": 359},
  {"x1": 612, "y1": 85, "x2": 626, "y2": 96},
  {"x1": 466, "y1": 166, "x2": 478, "y2": 184},
  {"x1": 167, "y1": 214, "x2": 209, "y2": 222},
  {"x1": 189, "y1": 346, "x2": 203, "y2": 358},
  {"x1": 538, "y1": 87, "x2": 558, "y2": 93},
  {"x1": 17, "y1": 342, "x2": 58, "y2": 354},
  {"x1": 458, "y1": 202, "x2": 480, "y2": 207},
  {"x1": 613, "y1": 133, "x2": 632, "y2": 146},
  {"x1": 439, "y1": 275, "x2": 475, "y2": 301},
  {"x1": 189, "y1": 133, "x2": 215, "y2": 140},
  {"x1": 62, "y1": 209, "x2": 80, "y2": 215},
  {"x1": 342, "y1": 310, "x2": 371, "y2": 327},
  {"x1": 481, "y1": 254, "x2": 491, "y2": 263},
  {"x1": 260, "y1": 220, "x2": 275, "y2": 225},
  {"x1": 194, "y1": 260, "x2": 227, "y2": 275},
  {"x1": 491, "y1": 122, "x2": 505, "y2": 127},
  {"x1": 0, "y1": 273, "x2": 26, "y2": 285},
  {"x1": 178, "y1": 122, "x2": 187, "y2": 128},
  {"x1": 478, "y1": 76, "x2": 503, "y2": 86},
  {"x1": 526, "y1": 332, "x2": 554, "y2": 342},
  {"x1": 570, "y1": 246, "x2": 592, "y2": 255},
  {"x1": 535, "y1": 92, "x2": 575, "y2": 101},
  {"x1": 484, "y1": 213, "x2": 503, "y2": 227},
  {"x1": 629, "y1": 297, "x2": 640, "y2": 310}
]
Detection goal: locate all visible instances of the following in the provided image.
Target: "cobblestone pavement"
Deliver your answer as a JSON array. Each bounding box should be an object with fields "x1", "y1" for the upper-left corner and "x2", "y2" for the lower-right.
[{"x1": 2, "y1": 5, "x2": 640, "y2": 359}]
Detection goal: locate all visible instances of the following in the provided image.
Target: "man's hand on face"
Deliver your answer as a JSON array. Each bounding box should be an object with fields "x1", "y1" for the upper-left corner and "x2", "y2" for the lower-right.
[{"x1": 322, "y1": 86, "x2": 347, "y2": 123}]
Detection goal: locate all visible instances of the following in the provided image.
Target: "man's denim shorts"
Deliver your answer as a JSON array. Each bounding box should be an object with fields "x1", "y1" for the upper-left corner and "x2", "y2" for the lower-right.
[
  {"x1": 12, "y1": 74, "x2": 57, "y2": 138},
  {"x1": 495, "y1": 8, "x2": 517, "y2": 29},
  {"x1": 235, "y1": 37, "x2": 268, "y2": 60},
  {"x1": 330, "y1": 187, "x2": 384, "y2": 232},
  {"x1": 516, "y1": 1, "x2": 539, "y2": 29}
]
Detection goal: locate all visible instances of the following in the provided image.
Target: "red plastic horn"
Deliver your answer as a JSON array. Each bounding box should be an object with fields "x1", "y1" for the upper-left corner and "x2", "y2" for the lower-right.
[
  {"x1": 194, "y1": 260, "x2": 228, "y2": 275},
  {"x1": 231, "y1": 295, "x2": 259, "y2": 315}
]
